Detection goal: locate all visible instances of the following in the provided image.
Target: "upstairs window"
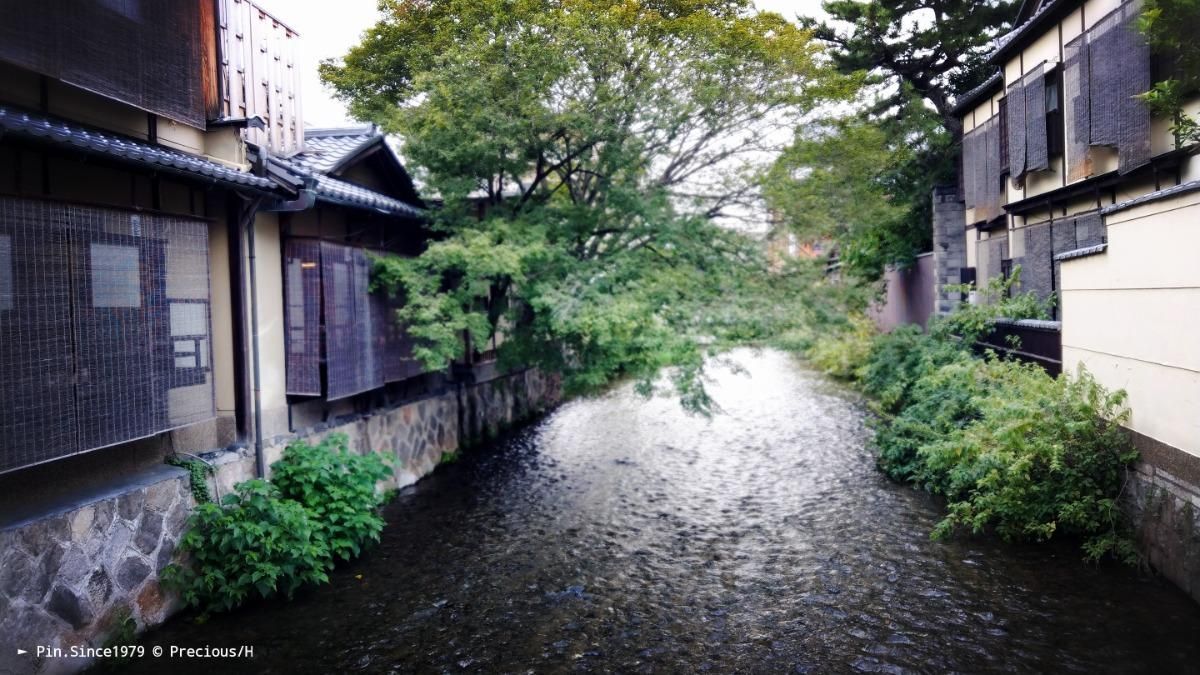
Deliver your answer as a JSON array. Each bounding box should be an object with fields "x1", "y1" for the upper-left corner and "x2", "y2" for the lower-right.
[
  {"x1": 1006, "y1": 62, "x2": 1060, "y2": 184},
  {"x1": 1064, "y1": 2, "x2": 1153, "y2": 181}
]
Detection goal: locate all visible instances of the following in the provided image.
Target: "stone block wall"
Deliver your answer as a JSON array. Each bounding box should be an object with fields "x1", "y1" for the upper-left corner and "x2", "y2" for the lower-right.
[
  {"x1": 0, "y1": 368, "x2": 560, "y2": 674},
  {"x1": 931, "y1": 184, "x2": 967, "y2": 315},
  {"x1": 0, "y1": 469, "x2": 194, "y2": 674},
  {"x1": 1123, "y1": 433, "x2": 1200, "y2": 604}
]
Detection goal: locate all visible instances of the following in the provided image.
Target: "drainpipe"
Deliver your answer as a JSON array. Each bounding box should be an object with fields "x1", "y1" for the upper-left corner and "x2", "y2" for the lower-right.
[{"x1": 238, "y1": 197, "x2": 267, "y2": 478}]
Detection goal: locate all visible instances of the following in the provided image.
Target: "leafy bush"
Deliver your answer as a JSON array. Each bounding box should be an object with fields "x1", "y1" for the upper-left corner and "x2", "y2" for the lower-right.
[
  {"x1": 810, "y1": 284, "x2": 1139, "y2": 562},
  {"x1": 874, "y1": 359, "x2": 989, "y2": 484},
  {"x1": 271, "y1": 434, "x2": 392, "y2": 562},
  {"x1": 925, "y1": 364, "x2": 1138, "y2": 562},
  {"x1": 807, "y1": 313, "x2": 876, "y2": 380},
  {"x1": 162, "y1": 480, "x2": 331, "y2": 615},
  {"x1": 858, "y1": 325, "x2": 970, "y2": 414},
  {"x1": 932, "y1": 266, "x2": 1053, "y2": 343}
]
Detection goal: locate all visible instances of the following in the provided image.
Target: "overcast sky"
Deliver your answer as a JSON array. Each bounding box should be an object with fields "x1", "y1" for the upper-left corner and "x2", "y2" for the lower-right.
[{"x1": 260, "y1": 0, "x2": 829, "y2": 127}]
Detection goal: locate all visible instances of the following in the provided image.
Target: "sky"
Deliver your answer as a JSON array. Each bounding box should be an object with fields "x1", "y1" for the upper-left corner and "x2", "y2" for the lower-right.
[{"x1": 260, "y1": 0, "x2": 830, "y2": 128}]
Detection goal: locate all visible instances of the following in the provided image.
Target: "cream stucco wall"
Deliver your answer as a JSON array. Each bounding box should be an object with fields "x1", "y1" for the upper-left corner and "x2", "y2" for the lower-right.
[
  {"x1": 249, "y1": 211, "x2": 290, "y2": 438},
  {"x1": 1060, "y1": 191, "x2": 1200, "y2": 458}
]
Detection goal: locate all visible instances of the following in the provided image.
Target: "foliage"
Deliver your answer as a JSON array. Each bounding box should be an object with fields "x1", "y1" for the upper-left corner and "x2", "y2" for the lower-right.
[
  {"x1": 763, "y1": 107, "x2": 952, "y2": 278},
  {"x1": 931, "y1": 266, "x2": 1053, "y2": 344},
  {"x1": 271, "y1": 434, "x2": 393, "y2": 562},
  {"x1": 328, "y1": 0, "x2": 854, "y2": 411},
  {"x1": 162, "y1": 480, "x2": 332, "y2": 615},
  {"x1": 167, "y1": 455, "x2": 214, "y2": 504},
  {"x1": 807, "y1": 313, "x2": 877, "y2": 380},
  {"x1": 802, "y1": 0, "x2": 1018, "y2": 134},
  {"x1": 766, "y1": 1, "x2": 1016, "y2": 280},
  {"x1": 1139, "y1": 0, "x2": 1200, "y2": 147},
  {"x1": 802, "y1": 291, "x2": 1139, "y2": 562}
]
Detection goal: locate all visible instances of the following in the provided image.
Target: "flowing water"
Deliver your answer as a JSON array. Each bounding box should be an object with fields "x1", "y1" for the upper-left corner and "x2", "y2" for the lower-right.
[{"x1": 122, "y1": 350, "x2": 1200, "y2": 674}]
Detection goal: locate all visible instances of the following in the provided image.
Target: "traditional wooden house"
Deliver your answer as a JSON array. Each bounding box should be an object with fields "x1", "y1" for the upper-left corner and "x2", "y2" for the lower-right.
[
  {"x1": 940, "y1": 0, "x2": 1200, "y2": 601},
  {"x1": 0, "y1": 2, "x2": 555, "y2": 669}
]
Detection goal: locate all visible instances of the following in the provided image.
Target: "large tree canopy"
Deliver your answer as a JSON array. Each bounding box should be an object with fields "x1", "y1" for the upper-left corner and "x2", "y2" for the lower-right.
[
  {"x1": 763, "y1": 0, "x2": 1017, "y2": 280},
  {"x1": 321, "y1": 0, "x2": 850, "y2": 409},
  {"x1": 802, "y1": 0, "x2": 1017, "y2": 134}
]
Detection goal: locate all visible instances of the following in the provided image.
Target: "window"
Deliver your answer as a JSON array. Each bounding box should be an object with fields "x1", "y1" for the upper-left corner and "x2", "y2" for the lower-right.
[
  {"x1": 90, "y1": 243, "x2": 141, "y2": 308},
  {"x1": 0, "y1": 197, "x2": 215, "y2": 474},
  {"x1": 0, "y1": 235, "x2": 12, "y2": 311}
]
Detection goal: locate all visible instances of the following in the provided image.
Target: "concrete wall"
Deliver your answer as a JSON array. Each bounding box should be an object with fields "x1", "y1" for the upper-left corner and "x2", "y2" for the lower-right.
[
  {"x1": 0, "y1": 368, "x2": 560, "y2": 675},
  {"x1": 870, "y1": 253, "x2": 936, "y2": 332}
]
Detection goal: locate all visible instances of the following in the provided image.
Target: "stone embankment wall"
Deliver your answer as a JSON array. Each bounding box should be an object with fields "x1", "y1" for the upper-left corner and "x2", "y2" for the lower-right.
[
  {"x1": 0, "y1": 368, "x2": 560, "y2": 675},
  {"x1": 1124, "y1": 435, "x2": 1200, "y2": 605}
]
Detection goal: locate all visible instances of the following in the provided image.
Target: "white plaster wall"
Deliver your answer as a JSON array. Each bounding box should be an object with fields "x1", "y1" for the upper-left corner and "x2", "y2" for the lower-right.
[{"x1": 1060, "y1": 193, "x2": 1200, "y2": 457}]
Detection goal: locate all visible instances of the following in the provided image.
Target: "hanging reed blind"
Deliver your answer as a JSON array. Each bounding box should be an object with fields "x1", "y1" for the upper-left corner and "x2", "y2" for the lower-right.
[
  {"x1": 283, "y1": 238, "x2": 322, "y2": 396},
  {"x1": 1064, "y1": 1, "x2": 1153, "y2": 178},
  {"x1": 1007, "y1": 83, "x2": 1027, "y2": 179},
  {"x1": 1023, "y1": 65, "x2": 1050, "y2": 173},
  {"x1": 0, "y1": 197, "x2": 214, "y2": 474},
  {"x1": 284, "y1": 239, "x2": 424, "y2": 401},
  {"x1": 0, "y1": 0, "x2": 205, "y2": 128}
]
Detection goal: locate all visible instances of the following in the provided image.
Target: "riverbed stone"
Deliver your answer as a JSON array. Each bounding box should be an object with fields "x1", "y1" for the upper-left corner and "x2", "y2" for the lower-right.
[
  {"x1": 1, "y1": 549, "x2": 36, "y2": 600},
  {"x1": 118, "y1": 488, "x2": 147, "y2": 521},
  {"x1": 145, "y1": 480, "x2": 179, "y2": 513},
  {"x1": 70, "y1": 505, "x2": 96, "y2": 542}
]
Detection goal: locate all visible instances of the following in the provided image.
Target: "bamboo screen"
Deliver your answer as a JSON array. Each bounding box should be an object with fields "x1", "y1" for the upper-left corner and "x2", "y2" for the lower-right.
[
  {"x1": 963, "y1": 116, "x2": 1005, "y2": 224},
  {"x1": 0, "y1": 197, "x2": 214, "y2": 474},
  {"x1": 1007, "y1": 83, "x2": 1027, "y2": 179},
  {"x1": 283, "y1": 238, "x2": 322, "y2": 396},
  {"x1": 1064, "y1": 2, "x2": 1152, "y2": 179},
  {"x1": 1023, "y1": 65, "x2": 1050, "y2": 174},
  {"x1": 0, "y1": 0, "x2": 205, "y2": 128},
  {"x1": 284, "y1": 239, "x2": 424, "y2": 401}
]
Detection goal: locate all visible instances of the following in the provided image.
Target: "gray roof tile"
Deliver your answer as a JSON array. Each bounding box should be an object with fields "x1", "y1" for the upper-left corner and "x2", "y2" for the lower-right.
[
  {"x1": 0, "y1": 105, "x2": 276, "y2": 191},
  {"x1": 271, "y1": 156, "x2": 424, "y2": 218}
]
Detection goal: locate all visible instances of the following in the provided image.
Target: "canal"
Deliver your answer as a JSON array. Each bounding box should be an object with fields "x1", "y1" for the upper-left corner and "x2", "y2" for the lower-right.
[{"x1": 122, "y1": 350, "x2": 1200, "y2": 674}]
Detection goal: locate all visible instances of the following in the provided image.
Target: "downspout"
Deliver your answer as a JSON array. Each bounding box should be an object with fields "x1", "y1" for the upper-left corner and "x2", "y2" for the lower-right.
[
  {"x1": 238, "y1": 197, "x2": 268, "y2": 478},
  {"x1": 244, "y1": 199, "x2": 267, "y2": 478}
]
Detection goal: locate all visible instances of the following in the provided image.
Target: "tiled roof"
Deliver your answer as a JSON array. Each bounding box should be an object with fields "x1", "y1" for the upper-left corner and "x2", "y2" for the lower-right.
[
  {"x1": 950, "y1": 71, "x2": 1005, "y2": 116},
  {"x1": 1101, "y1": 179, "x2": 1200, "y2": 215},
  {"x1": 271, "y1": 156, "x2": 424, "y2": 218},
  {"x1": 289, "y1": 125, "x2": 379, "y2": 174},
  {"x1": 989, "y1": 0, "x2": 1073, "y2": 64},
  {"x1": 0, "y1": 105, "x2": 276, "y2": 191}
]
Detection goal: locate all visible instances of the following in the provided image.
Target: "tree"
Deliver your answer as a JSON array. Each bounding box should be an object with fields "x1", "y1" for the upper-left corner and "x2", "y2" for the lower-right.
[
  {"x1": 763, "y1": 1, "x2": 1016, "y2": 280},
  {"x1": 763, "y1": 103, "x2": 950, "y2": 278},
  {"x1": 802, "y1": 0, "x2": 1018, "y2": 135},
  {"x1": 322, "y1": 0, "x2": 849, "y2": 409}
]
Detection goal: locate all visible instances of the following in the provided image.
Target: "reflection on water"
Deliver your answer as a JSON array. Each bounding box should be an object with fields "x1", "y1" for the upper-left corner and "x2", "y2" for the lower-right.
[{"x1": 122, "y1": 349, "x2": 1200, "y2": 674}]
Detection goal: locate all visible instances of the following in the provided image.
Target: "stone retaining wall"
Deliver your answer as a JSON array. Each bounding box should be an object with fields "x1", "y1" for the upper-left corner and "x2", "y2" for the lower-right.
[
  {"x1": 1123, "y1": 432, "x2": 1200, "y2": 604},
  {"x1": 0, "y1": 368, "x2": 559, "y2": 675}
]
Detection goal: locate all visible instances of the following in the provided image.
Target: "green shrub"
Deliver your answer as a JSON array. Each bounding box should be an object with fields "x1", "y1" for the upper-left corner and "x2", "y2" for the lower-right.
[
  {"x1": 858, "y1": 325, "x2": 970, "y2": 414},
  {"x1": 924, "y1": 363, "x2": 1138, "y2": 562},
  {"x1": 817, "y1": 287, "x2": 1140, "y2": 562},
  {"x1": 271, "y1": 434, "x2": 393, "y2": 562},
  {"x1": 162, "y1": 480, "x2": 331, "y2": 615},
  {"x1": 807, "y1": 313, "x2": 876, "y2": 379},
  {"x1": 874, "y1": 359, "x2": 988, "y2": 484},
  {"x1": 932, "y1": 266, "x2": 1053, "y2": 343}
]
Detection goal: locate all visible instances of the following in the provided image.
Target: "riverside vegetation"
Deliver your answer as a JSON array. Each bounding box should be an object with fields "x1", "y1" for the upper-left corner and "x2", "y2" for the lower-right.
[
  {"x1": 162, "y1": 434, "x2": 392, "y2": 615},
  {"x1": 800, "y1": 271, "x2": 1140, "y2": 563}
]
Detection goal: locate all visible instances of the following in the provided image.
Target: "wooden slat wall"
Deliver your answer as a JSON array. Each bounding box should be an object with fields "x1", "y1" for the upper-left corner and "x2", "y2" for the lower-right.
[{"x1": 216, "y1": 0, "x2": 303, "y2": 155}]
